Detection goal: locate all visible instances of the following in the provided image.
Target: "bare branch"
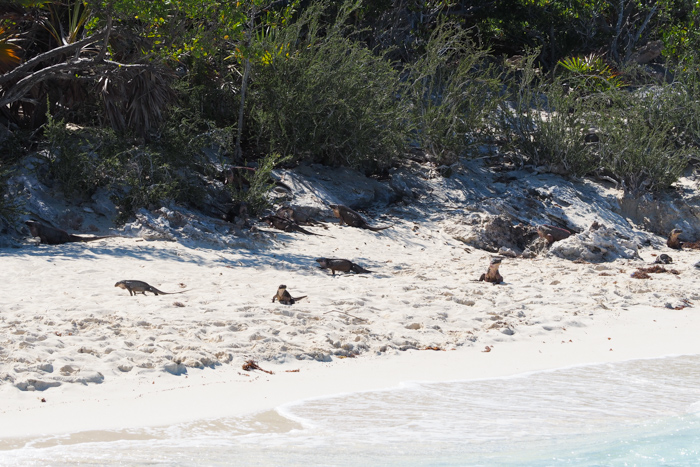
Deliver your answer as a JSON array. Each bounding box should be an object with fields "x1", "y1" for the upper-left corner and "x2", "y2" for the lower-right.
[
  {"x1": 0, "y1": 28, "x2": 107, "y2": 86},
  {"x1": 610, "y1": 0, "x2": 625, "y2": 63},
  {"x1": 624, "y1": 4, "x2": 658, "y2": 62}
]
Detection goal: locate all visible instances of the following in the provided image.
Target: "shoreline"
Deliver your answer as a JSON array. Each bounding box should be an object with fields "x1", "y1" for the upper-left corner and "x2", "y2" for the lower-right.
[
  {"x1": 2, "y1": 198, "x2": 699, "y2": 450},
  {"x1": 3, "y1": 303, "x2": 700, "y2": 444}
]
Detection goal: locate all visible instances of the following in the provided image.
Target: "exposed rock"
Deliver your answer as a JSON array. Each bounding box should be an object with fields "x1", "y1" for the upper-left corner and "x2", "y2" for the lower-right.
[
  {"x1": 654, "y1": 254, "x2": 673, "y2": 264},
  {"x1": 617, "y1": 190, "x2": 700, "y2": 239},
  {"x1": 122, "y1": 206, "x2": 264, "y2": 248},
  {"x1": 549, "y1": 225, "x2": 640, "y2": 262},
  {"x1": 163, "y1": 362, "x2": 187, "y2": 375},
  {"x1": 446, "y1": 214, "x2": 538, "y2": 255},
  {"x1": 273, "y1": 163, "x2": 397, "y2": 214}
]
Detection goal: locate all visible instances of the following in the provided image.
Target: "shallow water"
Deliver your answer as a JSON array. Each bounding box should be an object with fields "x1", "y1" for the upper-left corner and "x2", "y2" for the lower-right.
[{"x1": 2, "y1": 355, "x2": 700, "y2": 466}]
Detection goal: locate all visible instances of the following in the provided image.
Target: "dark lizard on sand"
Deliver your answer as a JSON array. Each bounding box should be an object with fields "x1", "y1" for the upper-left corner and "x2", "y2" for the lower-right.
[
  {"x1": 271, "y1": 285, "x2": 307, "y2": 305},
  {"x1": 316, "y1": 258, "x2": 372, "y2": 276},
  {"x1": 478, "y1": 257, "x2": 504, "y2": 284},
  {"x1": 329, "y1": 204, "x2": 391, "y2": 231},
  {"x1": 276, "y1": 206, "x2": 322, "y2": 226},
  {"x1": 26, "y1": 220, "x2": 114, "y2": 245},
  {"x1": 667, "y1": 228, "x2": 683, "y2": 250},
  {"x1": 260, "y1": 215, "x2": 320, "y2": 236},
  {"x1": 537, "y1": 224, "x2": 572, "y2": 244},
  {"x1": 115, "y1": 280, "x2": 187, "y2": 296}
]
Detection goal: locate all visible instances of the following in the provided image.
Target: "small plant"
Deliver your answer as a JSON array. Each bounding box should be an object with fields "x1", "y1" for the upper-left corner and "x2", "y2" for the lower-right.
[
  {"x1": 556, "y1": 53, "x2": 624, "y2": 93},
  {"x1": 226, "y1": 152, "x2": 290, "y2": 216}
]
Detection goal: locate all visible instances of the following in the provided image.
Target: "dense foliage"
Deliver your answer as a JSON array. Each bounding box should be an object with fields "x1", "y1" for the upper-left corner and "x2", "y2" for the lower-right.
[{"x1": 1, "y1": 0, "x2": 699, "y2": 220}]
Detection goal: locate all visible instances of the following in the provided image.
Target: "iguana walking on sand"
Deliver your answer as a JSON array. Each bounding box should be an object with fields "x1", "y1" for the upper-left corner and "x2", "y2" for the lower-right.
[
  {"x1": 271, "y1": 285, "x2": 307, "y2": 305},
  {"x1": 316, "y1": 258, "x2": 372, "y2": 276},
  {"x1": 115, "y1": 280, "x2": 187, "y2": 296},
  {"x1": 329, "y1": 204, "x2": 391, "y2": 231}
]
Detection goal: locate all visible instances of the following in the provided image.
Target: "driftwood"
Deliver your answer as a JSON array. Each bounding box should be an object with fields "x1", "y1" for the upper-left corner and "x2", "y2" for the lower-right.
[{"x1": 242, "y1": 359, "x2": 273, "y2": 374}]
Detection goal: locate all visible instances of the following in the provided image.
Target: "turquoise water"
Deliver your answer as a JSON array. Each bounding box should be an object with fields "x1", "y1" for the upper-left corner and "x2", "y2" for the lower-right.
[{"x1": 2, "y1": 355, "x2": 700, "y2": 466}]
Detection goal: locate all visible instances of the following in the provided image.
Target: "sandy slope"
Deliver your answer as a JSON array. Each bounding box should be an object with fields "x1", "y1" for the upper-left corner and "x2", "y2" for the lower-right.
[{"x1": 1, "y1": 210, "x2": 699, "y2": 441}]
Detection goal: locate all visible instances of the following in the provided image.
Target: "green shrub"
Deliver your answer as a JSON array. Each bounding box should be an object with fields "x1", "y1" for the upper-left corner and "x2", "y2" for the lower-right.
[
  {"x1": 594, "y1": 90, "x2": 690, "y2": 192},
  {"x1": 105, "y1": 145, "x2": 207, "y2": 223},
  {"x1": 556, "y1": 53, "x2": 624, "y2": 94},
  {"x1": 664, "y1": 52, "x2": 700, "y2": 151},
  {"x1": 248, "y1": 0, "x2": 405, "y2": 173},
  {"x1": 498, "y1": 53, "x2": 597, "y2": 175},
  {"x1": 401, "y1": 22, "x2": 502, "y2": 164},
  {"x1": 226, "y1": 152, "x2": 290, "y2": 216},
  {"x1": 42, "y1": 114, "x2": 115, "y2": 200},
  {"x1": 498, "y1": 52, "x2": 688, "y2": 192}
]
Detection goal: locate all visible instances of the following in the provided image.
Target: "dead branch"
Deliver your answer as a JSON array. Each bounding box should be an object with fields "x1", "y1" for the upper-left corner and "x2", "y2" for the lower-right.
[
  {"x1": 242, "y1": 359, "x2": 274, "y2": 374},
  {"x1": 0, "y1": 28, "x2": 107, "y2": 86}
]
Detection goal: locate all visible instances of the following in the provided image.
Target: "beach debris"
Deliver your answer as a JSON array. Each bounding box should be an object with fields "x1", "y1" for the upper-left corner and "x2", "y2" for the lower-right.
[
  {"x1": 423, "y1": 346, "x2": 444, "y2": 351},
  {"x1": 482, "y1": 346, "x2": 492, "y2": 353},
  {"x1": 631, "y1": 265, "x2": 680, "y2": 279},
  {"x1": 285, "y1": 369, "x2": 300, "y2": 373},
  {"x1": 631, "y1": 270, "x2": 651, "y2": 279},
  {"x1": 242, "y1": 360, "x2": 274, "y2": 375},
  {"x1": 323, "y1": 310, "x2": 367, "y2": 322}
]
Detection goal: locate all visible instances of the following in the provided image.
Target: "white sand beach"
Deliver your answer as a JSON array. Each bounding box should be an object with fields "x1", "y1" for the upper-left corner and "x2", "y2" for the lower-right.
[{"x1": 1, "y1": 210, "x2": 699, "y2": 447}]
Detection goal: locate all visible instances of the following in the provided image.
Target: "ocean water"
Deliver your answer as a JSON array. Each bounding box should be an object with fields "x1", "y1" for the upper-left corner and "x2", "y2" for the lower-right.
[{"x1": 2, "y1": 354, "x2": 700, "y2": 466}]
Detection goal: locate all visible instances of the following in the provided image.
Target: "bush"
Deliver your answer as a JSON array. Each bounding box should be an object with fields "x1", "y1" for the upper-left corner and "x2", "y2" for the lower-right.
[
  {"x1": 106, "y1": 146, "x2": 199, "y2": 223},
  {"x1": 498, "y1": 52, "x2": 689, "y2": 192},
  {"x1": 42, "y1": 115, "x2": 114, "y2": 200},
  {"x1": 41, "y1": 112, "x2": 206, "y2": 221},
  {"x1": 664, "y1": 52, "x2": 700, "y2": 152},
  {"x1": 556, "y1": 53, "x2": 624, "y2": 94},
  {"x1": 594, "y1": 90, "x2": 690, "y2": 192},
  {"x1": 400, "y1": 22, "x2": 501, "y2": 164},
  {"x1": 498, "y1": 53, "x2": 598, "y2": 175},
  {"x1": 226, "y1": 153, "x2": 290, "y2": 216},
  {"x1": 248, "y1": 0, "x2": 405, "y2": 173}
]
